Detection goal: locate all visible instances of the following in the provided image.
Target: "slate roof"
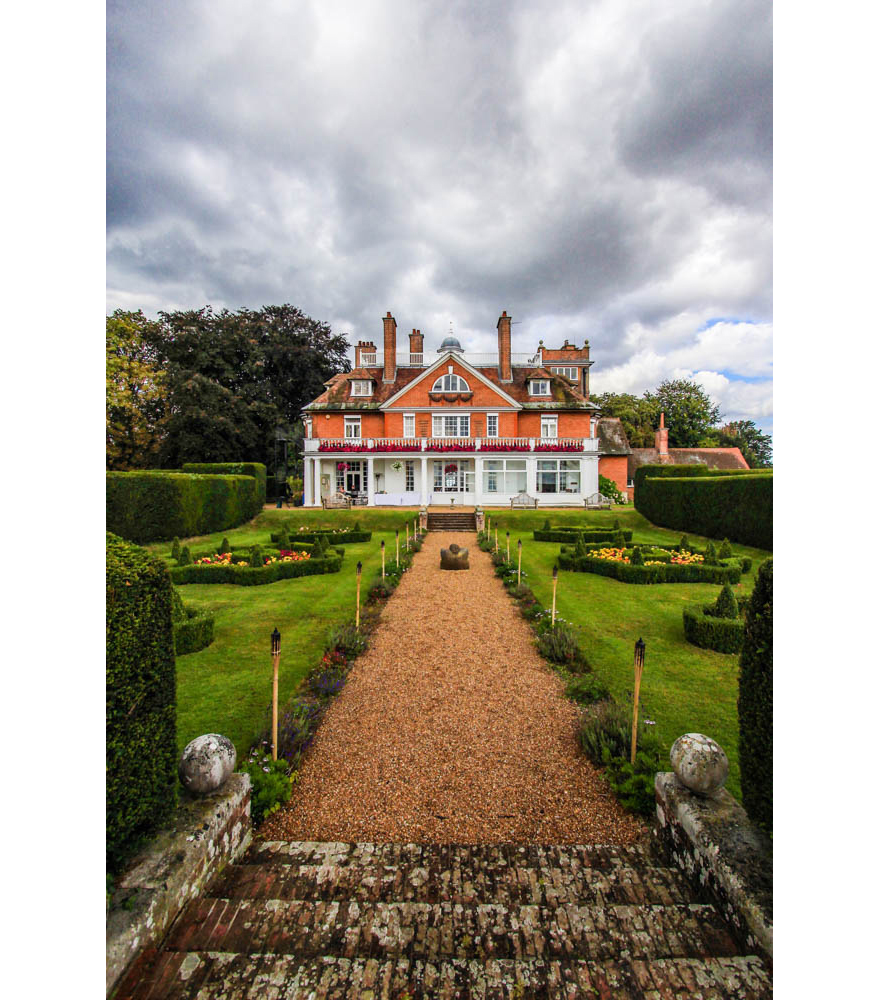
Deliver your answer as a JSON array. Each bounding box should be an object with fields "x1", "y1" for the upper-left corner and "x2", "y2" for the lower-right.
[{"x1": 597, "y1": 418, "x2": 632, "y2": 456}]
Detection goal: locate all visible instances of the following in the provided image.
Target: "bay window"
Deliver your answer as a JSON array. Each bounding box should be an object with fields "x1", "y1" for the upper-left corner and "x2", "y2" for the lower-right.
[{"x1": 537, "y1": 459, "x2": 581, "y2": 493}]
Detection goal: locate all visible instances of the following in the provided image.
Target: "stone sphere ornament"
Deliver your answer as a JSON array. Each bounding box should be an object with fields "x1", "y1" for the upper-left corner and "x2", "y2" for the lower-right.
[
  {"x1": 440, "y1": 544, "x2": 469, "y2": 570},
  {"x1": 670, "y1": 733, "x2": 729, "y2": 796},
  {"x1": 178, "y1": 734, "x2": 237, "y2": 795}
]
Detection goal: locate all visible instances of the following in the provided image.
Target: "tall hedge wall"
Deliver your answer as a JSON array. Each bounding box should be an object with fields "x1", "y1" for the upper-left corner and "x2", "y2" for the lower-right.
[
  {"x1": 107, "y1": 472, "x2": 258, "y2": 543},
  {"x1": 181, "y1": 462, "x2": 266, "y2": 510},
  {"x1": 738, "y1": 559, "x2": 773, "y2": 832},
  {"x1": 634, "y1": 465, "x2": 772, "y2": 549},
  {"x1": 106, "y1": 533, "x2": 177, "y2": 869}
]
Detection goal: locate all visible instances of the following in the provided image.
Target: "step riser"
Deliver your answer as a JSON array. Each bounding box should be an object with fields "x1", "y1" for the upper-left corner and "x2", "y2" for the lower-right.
[
  {"x1": 166, "y1": 899, "x2": 740, "y2": 963},
  {"x1": 117, "y1": 953, "x2": 772, "y2": 1000},
  {"x1": 208, "y1": 862, "x2": 693, "y2": 907}
]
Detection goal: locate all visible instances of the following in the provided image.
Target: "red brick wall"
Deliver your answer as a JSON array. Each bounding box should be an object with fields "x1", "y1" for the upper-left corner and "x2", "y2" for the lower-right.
[{"x1": 598, "y1": 455, "x2": 628, "y2": 498}]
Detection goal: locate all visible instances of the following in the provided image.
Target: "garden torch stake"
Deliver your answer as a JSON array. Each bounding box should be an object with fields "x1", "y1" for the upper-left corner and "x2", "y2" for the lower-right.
[
  {"x1": 406, "y1": 522, "x2": 409, "y2": 550},
  {"x1": 631, "y1": 638, "x2": 646, "y2": 765},
  {"x1": 517, "y1": 539, "x2": 522, "y2": 586},
  {"x1": 506, "y1": 531, "x2": 510, "y2": 563},
  {"x1": 356, "y1": 561, "x2": 362, "y2": 630},
  {"x1": 396, "y1": 529, "x2": 400, "y2": 567},
  {"x1": 271, "y1": 628, "x2": 281, "y2": 761},
  {"x1": 551, "y1": 565, "x2": 558, "y2": 627},
  {"x1": 495, "y1": 526, "x2": 498, "y2": 553},
  {"x1": 381, "y1": 540, "x2": 385, "y2": 579}
]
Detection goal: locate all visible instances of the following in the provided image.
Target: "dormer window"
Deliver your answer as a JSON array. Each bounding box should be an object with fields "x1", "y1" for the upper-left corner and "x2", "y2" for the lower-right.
[
  {"x1": 529, "y1": 379, "x2": 550, "y2": 396},
  {"x1": 431, "y1": 373, "x2": 470, "y2": 392},
  {"x1": 351, "y1": 380, "x2": 373, "y2": 397}
]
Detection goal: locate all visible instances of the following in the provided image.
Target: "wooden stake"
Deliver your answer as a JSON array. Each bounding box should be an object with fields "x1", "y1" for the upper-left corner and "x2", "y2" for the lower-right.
[
  {"x1": 517, "y1": 539, "x2": 522, "y2": 587},
  {"x1": 396, "y1": 530, "x2": 400, "y2": 566},
  {"x1": 356, "y1": 561, "x2": 362, "y2": 630},
  {"x1": 551, "y1": 566, "x2": 558, "y2": 626},
  {"x1": 506, "y1": 531, "x2": 510, "y2": 563},
  {"x1": 406, "y1": 523, "x2": 410, "y2": 550},
  {"x1": 494, "y1": 526, "x2": 498, "y2": 553},
  {"x1": 631, "y1": 639, "x2": 646, "y2": 765},
  {"x1": 381, "y1": 541, "x2": 385, "y2": 578}
]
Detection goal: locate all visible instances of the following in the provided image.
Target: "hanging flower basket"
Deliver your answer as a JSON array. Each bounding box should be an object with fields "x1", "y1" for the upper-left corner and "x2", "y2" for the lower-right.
[
  {"x1": 444, "y1": 463, "x2": 458, "y2": 474},
  {"x1": 336, "y1": 462, "x2": 349, "y2": 471}
]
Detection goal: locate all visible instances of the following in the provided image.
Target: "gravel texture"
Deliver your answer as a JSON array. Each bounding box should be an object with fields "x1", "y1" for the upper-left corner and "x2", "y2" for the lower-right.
[{"x1": 261, "y1": 532, "x2": 646, "y2": 846}]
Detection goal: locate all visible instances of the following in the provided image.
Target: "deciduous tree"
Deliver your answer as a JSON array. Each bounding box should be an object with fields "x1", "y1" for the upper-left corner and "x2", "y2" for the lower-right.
[{"x1": 645, "y1": 379, "x2": 721, "y2": 448}]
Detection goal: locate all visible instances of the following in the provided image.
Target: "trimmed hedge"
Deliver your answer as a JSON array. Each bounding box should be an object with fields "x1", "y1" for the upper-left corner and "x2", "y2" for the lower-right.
[
  {"x1": 738, "y1": 559, "x2": 773, "y2": 832},
  {"x1": 170, "y1": 554, "x2": 342, "y2": 585},
  {"x1": 559, "y1": 542, "x2": 752, "y2": 574},
  {"x1": 106, "y1": 533, "x2": 177, "y2": 869},
  {"x1": 107, "y1": 472, "x2": 258, "y2": 543},
  {"x1": 173, "y1": 607, "x2": 215, "y2": 655},
  {"x1": 557, "y1": 551, "x2": 743, "y2": 584},
  {"x1": 181, "y1": 462, "x2": 266, "y2": 511},
  {"x1": 269, "y1": 529, "x2": 372, "y2": 544},
  {"x1": 533, "y1": 528, "x2": 633, "y2": 543},
  {"x1": 178, "y1": 542, "x2": 344, "y2": 562},
  {"x1": 682, "y1": 605, "x2": 745, "y2": 653},
  {"x1": 634, "y1": 464, "x2": 772, "y2": 550}
]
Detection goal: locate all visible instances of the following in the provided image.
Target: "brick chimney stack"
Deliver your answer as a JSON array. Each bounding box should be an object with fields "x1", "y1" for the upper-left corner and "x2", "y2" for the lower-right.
[
  {"x1": 409, "y1": 328, "x2": 423, "y2": 361},
  {"x1": 382, "y1": 312, "x2": 397, "y2": 383},
  {"x1": 497, "y1": 310, "x2": 512, "y2": 382},
  {"x1": 354, "y1": 340, "x2": 376, "y2": 368},
  {"x1": 655, "y1": 411, "x2": 670, "y2": 458}
]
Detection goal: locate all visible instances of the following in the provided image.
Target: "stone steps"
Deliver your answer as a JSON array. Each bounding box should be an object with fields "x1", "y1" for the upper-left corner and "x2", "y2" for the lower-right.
[
  {"x1": 427, "y1": 512, "x2": 477, "y2": 530},
  {"x1": 112, "y1": 841, "x2": 772, "y2": 999}
]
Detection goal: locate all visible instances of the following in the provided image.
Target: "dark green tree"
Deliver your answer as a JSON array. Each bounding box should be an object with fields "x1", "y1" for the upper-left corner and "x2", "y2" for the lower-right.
[
  {"x1": 716, "y1": 420, "x2": 773, "y2": 468},
  {"x1": 145, "y1": 304, "x2": 349, "y2": 469},
  {"x1": 645, "y1": 379, "x2": 721, "y2": 448},
  {"x1": 738, "y1": 559, "x2": 772, "y2": 832}
]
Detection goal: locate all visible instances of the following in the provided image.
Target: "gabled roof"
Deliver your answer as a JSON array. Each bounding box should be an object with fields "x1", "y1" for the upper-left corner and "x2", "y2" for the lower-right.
[
  {"x1": 627, "y1": 447, "x2": 750, "y2": 473},
  {"x1": 381, "y1": 351, "x2": 521, "y2": 409},
  {"x1": 597, "y1": 417, "x2": 631, "y2": 455}
]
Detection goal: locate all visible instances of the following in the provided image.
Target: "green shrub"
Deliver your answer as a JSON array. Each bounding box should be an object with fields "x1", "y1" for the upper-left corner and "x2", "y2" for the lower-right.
[
  {"x1": 682, "y1": 605, "x2": 745, "y2": 654},
  {"x1": 241, "y1": 756, "x2": 292, "y2": 826},
  {"x1": 171, "y1": 537, "x2": 181, "y2": 561},
  {"x1": 542, "y1": 518, "x2": 551, "y2": 531},
  {"x1": 679, "y1": 535, "x2": 691, "y2": 552},
  {"x1": 630, "y1": 546, "x2": 644, "y2": 566},
  {"x1": 533, "y1": 527, "x2": 633, "y2": 544},
  {"x1": 536, "y1": 623, "x2": 588, "y2": 670},
  {"x1": 173, "y1": 607, "x2": 215, "y2": 655},
  {"x1": 598, "y1": 474, "x2": 626, "y2": 504},
  {"x1": 634, "y1": 465, "x2": 772, "y2": 550},
  {"x1": 181, "y1": 462, "x2": 267, "y2": 510},
  {"x1": 574, "y1": 534, "x2": 587, "y2": 558},
  {"x1": 277, "y1": 526, "x2": 290, "y2": 549},
  {"x1": 704, "y1": 541, "x2": 718, "y2": 565},
  {"x1": 270, "y1": 527, "x2": 372, "y2": 544},
  {"x1": 178, "y1": 545, "x2": 192, "y2": 566},
  {"x1": 107, "y1": 472, "x2": 259, "y2": 543},
  {"x1": 718, "y1": 538, "x2": 733, "y2": 560},
  {"x1": 558, "y1": 551, "x2": 741, "y2": 585},
  {"x1": 171, "y1": 554, "x2": 341, "y2": 585},
  {"x1": 578, "y1": 701, "x2": 632, "y2": 763},
  {"x1": 564, "y1": 673, "x2": 609, "y2": 705},
  {"x1": 369, "y1": 579, "x2": 396, "y2": 601},
  {"x1": 170, "y1": 586, "x2": 186, "y2": 622},
  {"x1": 714, "y1": 583, "x2": 738, "y2": 619},
  {"x1": 603, "y1": 748, "x2": 663, "y2": 815},
  {"x1": 327, "y1": 622, "x2": 368, "y2": 658},
  {"x1": 106, "y1": 534, "x2": 177, "y2": 870},
  {"x1": 614, "y1": 530, "x2": 626, "y2": 547},
  {"x1": 738, "y1": 559, "x2": 773, "y2": 832},
  {"x1": 248, "y1": 545, "x2": 263, "y2": 568},
  {"x1": 219, "y1": 536, "x2": 231, "y2": 555}
]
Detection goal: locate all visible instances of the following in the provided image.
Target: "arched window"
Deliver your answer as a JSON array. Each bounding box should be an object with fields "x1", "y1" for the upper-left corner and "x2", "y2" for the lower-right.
[{"x1": 431, "y1": 373, "x2": 470, "y2": 392}]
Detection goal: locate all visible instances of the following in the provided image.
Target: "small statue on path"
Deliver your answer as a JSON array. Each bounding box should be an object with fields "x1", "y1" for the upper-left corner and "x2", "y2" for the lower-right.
[{"x1": 440, "y1": 542, "x2": 469, "y2": 570}]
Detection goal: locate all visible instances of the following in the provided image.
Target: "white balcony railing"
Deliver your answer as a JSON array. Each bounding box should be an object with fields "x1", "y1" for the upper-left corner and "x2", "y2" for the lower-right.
[
  {"x1": 303, "y1": 437, "x2": 599, "y2": 454},
  {"x1": 360, "y1": 351, "x2": 541, "y2": 369}
]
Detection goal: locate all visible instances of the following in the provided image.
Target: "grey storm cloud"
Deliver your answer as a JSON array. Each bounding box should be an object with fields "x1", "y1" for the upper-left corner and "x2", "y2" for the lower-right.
[{"x1": 107, "y1": 0, "x2": 772, "y2": 429}]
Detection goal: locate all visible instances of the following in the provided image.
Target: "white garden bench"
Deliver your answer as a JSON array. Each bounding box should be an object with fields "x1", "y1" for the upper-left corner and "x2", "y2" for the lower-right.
[
  {"x1": 322, "y1": 493, "x2": 351, "y2": 510},
  {"x1": 584, "y1": 492, "x2": 612, "y2": 510},
  {"x1": 510, "y1": 491, "x2": 538, "y2": 509}
]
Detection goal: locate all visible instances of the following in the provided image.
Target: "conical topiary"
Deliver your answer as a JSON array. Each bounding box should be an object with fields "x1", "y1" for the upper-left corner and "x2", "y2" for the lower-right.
[
  {"x1": 219, "y1": 536, "x2": 231, "y2": 554},
  {"x1": 614, "y1": 530, "x2": 626, "y2": 548},
  {"x1": 704, "y1": 542, "x2": 718, "y2": 565},
  {"x1": 353, "y1": 521, "x2": 361, "y2": 532},
  {"x1": 630, "y1": 546, "x2": 644, "y2": 566},
  {"x1": 178, "y1": 546, "x2": 192, "y2": 566},
  {"x1": 543, "y1": 518, "x2": 551, "y2": 532},
  {"x1": 171, "y1": 537, "x2": 181, "y2": 561},
  {"x1": 718, "y1": 538, "x2": 733, "y2": 560},
  {"x1": 738, "y1": 559, "x2": 773, "y2": 832},
  {"x1": 249, "y1": 545, "x2": 263, "y2": 568},
  {"x1": 679, "y1": 534, "x2": 690, "y2": 552},
  {"x1": 277, "y1": 526, "x2": 290, "y2": 549},
  {"x1": 714, "y1": 583, "x2": 738, "y2": 619},
  {"x1": 574, "y1": 534, "x2": 588, "y2": 558}
]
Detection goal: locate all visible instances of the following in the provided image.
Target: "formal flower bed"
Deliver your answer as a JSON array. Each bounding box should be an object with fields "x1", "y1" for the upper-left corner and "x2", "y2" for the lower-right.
[
  {"x1": 194, "y1": 550, "x2": 311, "y2": 567},
  {"x1": 557, "y1": 548, "x2": 744, "y2": 585},
  {"x1": 171, "y1": 552, "x2": 340, "y2": 585}
]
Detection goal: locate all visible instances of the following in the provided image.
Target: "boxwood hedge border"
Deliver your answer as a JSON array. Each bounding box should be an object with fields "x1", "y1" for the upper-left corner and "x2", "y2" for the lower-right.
[
  {"x1": 269, "y1": 529, "x2": 372, "y2": 544},
  {"x1": 173, "y1": 607, "x2": 216, "y2": 655},
  {"x1": 682, "y1": 604, "x2": 745, "y2": 653},
  {"x1": 170, "y1": 554, "x2": 342, "y2": 586},
  {"x1": 557, "y1": 551, "x2": 744, "y2": 584},
  {"x1": 533, "y1": 528, "x2": 633, "y2": 543}
]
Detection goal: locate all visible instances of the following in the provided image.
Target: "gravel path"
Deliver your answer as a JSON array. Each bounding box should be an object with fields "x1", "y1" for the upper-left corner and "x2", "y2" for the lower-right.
[{"x1": 261, "y1": 532, "x2": 646, "y2": 845}]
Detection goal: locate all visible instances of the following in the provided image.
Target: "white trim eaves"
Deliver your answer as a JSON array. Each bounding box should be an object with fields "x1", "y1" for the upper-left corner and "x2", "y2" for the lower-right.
[{"x1": 380, "y1": 351, "x2": 522, "y2": 409}]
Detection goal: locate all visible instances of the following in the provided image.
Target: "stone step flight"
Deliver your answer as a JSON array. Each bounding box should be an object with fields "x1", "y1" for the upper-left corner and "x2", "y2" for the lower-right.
[{"x1": 113, "y1": 839, "x2": 772, "y2": 999}]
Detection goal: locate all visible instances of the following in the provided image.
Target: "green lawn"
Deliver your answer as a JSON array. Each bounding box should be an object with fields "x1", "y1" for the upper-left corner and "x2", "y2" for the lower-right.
[
  {"x1": 484, "y1": 507, "x2": 771, "y2": 801},
  {"x1": 145, "y1": 509, "x2": 421, "y2": 759}
]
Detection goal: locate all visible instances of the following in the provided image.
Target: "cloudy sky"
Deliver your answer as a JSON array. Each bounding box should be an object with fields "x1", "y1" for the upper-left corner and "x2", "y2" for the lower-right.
[{"x1": 107, "y1": 0, "x2": 772, "y2": 433}]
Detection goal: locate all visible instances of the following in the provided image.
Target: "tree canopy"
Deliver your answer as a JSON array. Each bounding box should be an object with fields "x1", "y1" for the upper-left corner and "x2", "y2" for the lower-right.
[
  {"x1": 645, "y1": 379, "x2": 722, "y2": 448},
  {"x1": 106, "y1": 304, "x2": 350, "y2": 472}
]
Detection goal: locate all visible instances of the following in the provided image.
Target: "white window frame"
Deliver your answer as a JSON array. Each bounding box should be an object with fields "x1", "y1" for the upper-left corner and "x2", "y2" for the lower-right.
[
  {"x1": 351, "y1": 380, "x2": 373, "y2": 397},
  {"x1": 432, "y1": 412, "x2": 470, "y2": 438},
  {"x1": 405, "y1": 460, "x2": 415, "y2": 491},
  {"x1": 403, "y1": 413, "x2": 416, "y2": 438},
  {"x1": 486, "y1": 413, "x2": 499, "y2": 438},
  {"x1": 361, "y1": 352, "x2": 376, "y2": 366},
  {"x1": 344, "y1": 416, "x2": 361, "y2": 439},
  {"x1": 550, "y1": 366, "x2": 578, "y2": 381},
  {"x1": 537, "y1": 459, "x2": 581, "y2": 494},
  {"x1": 540, "y1": 414, "x2": 558, "y2": 439},
  {"x1": 529, "y1": 379, "x2": 550, "y2": 396},
  {"x1": 431, "y1": 373, "x2": 470, "y2": 392},
  {"x1": 483, "y1": 458, "x2": 527, "y2": 494}
]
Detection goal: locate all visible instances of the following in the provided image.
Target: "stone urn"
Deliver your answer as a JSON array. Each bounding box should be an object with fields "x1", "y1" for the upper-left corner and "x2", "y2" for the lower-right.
[
  {"x1": 669, "y1": 733, "x2": 729, "y2": 796},
  {"x1": 440, "y1": 543, "x2": 469, "y2": 570},
  {"x1": 179, "y1": 734, "x2": 237, "y2": 795}
]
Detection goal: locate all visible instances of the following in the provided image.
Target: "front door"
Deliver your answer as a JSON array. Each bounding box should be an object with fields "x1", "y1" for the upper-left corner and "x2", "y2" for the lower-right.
[{"x1": 346, "y1": 464, "x2": 362, "y2": 494}]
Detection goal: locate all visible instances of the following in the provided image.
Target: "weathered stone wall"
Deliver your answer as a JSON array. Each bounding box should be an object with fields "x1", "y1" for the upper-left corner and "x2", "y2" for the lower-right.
[
  {"x1": 654, "y1": 772, "x2": 772, "y2": 961},
  {"x1": 106, "y1": 773, "x2": 251, "y2": 995}
]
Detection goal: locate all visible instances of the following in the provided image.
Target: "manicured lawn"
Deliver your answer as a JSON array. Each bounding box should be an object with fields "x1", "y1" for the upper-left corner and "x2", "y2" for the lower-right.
[
  {"x1": 484, "y1": 507, "x2": 771, "y2": 801},
  {"x1": 145, "y1": 509, "x2": 420, "y2": 759}
]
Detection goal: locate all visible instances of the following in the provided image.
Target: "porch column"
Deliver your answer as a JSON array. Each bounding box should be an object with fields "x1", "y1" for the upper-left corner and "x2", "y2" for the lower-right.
[
  {"x1": 474, "y1": 456, "x2": 484, "y2": 507},
  {"x1": 367, "y1": 457, "x2": 375, "y2": 505},
  {"x1": 303, "y1": 457, "x2": 313, "y2": 507},
  {"x1": 313, "y1": 458, "x2": 322, "y2": 507},
  {"x1": 420, "y1": 456, "x2": 429, "y2": 506},
  {"x1": 527, "y1": 457, "x2": 538, "y2": 499}
]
